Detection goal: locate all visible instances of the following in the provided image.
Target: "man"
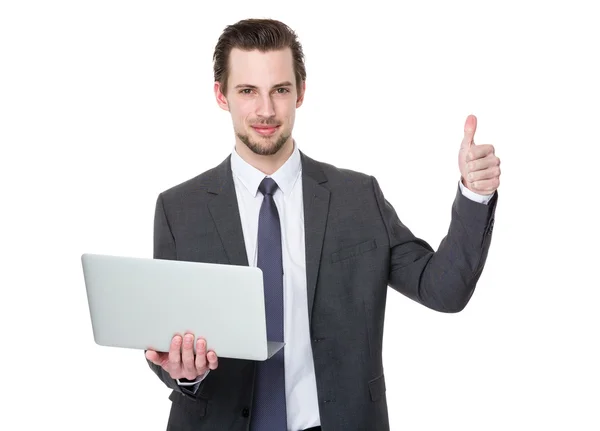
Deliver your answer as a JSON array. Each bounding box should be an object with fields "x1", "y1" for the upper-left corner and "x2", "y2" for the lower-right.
[{"x1": 145, "y1": 18, "x2": 500, "y2": 431}]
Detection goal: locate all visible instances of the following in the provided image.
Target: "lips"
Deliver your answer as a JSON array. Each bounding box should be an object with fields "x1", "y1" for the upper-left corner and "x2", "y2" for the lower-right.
[{"x1": 252, "y1": 125, "x2": 280, "y2": 136}]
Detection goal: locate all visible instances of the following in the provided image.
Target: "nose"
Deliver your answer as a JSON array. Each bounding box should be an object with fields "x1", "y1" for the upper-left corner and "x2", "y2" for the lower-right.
[{"x1": 256, "y1": 94, "x2": 275, "y2": 118}]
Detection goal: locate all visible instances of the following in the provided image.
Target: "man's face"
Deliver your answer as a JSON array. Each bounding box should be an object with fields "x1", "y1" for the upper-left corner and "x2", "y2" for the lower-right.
[{"x1": 215, "y1": 48, "x2": 305, "y2": 156}]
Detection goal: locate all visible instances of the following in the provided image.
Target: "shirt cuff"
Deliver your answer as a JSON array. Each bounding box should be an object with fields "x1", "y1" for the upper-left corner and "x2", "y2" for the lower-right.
[
  {"x1": 458, "y1": 179, "x2": 494, "y2": 205},
  {"x1": 176, "y1": 369, "x2": 210, "y2": 386}
]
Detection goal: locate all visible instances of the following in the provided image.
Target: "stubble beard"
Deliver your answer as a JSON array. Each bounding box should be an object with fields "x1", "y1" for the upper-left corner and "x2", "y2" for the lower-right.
[{"x1": 236, "y1": 129, "x2": 290, "y2": 156}]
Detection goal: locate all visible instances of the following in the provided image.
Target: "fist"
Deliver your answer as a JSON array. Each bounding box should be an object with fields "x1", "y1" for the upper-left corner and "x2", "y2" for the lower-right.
[{"x1": 458, "y1": 115, "x2": 501, "y2": 195}]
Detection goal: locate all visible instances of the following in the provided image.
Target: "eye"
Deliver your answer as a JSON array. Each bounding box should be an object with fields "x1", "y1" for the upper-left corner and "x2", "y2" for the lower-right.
[
  {"x1": 276, "y1": 88, "x2": 290, "y2": 94},
  {"x1": 239, "y1": 89, "x2": 253, "y2": 94}
]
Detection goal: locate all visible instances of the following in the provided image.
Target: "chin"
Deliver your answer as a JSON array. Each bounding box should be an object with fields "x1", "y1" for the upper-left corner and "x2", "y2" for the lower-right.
[{"x1": 237, "y1": 130, "x2": 290, "y2": 156}]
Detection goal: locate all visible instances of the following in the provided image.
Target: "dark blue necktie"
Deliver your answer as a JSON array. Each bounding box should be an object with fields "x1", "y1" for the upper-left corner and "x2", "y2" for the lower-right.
[{"x1": 250, "y1": 177, "x2": 287, "y2": 431}]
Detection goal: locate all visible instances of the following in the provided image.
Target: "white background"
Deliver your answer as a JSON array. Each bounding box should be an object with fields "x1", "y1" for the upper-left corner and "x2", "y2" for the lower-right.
[{"x1": 1, "y1": 0, "x2": 599, "y2": 429}]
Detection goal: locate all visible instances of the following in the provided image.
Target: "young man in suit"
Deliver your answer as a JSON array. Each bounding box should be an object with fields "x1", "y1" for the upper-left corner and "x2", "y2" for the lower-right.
[{"x1": 145, "y1": 18, "x2": 500, "y2": 431}]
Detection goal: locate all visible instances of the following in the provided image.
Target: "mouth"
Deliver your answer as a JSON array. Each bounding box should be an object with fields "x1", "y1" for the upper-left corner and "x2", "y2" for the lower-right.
[{"x1": 251, "y1": 125, "x2": 280, "y2": 136}]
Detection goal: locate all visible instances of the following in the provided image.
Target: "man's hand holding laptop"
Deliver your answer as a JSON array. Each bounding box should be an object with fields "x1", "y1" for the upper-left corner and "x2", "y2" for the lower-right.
[{"x1": 146, "y1": 333, "x2": 219, "y2": 380}]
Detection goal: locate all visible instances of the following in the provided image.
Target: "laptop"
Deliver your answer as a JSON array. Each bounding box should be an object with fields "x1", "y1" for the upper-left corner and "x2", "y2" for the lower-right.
[{"x1": 81, "y1": 253, "x2": 284, "y2": 361}]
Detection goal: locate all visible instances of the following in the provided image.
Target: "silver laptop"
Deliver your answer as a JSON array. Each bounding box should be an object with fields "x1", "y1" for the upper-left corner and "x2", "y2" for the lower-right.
[{"x1": 81, "y1": 253, "x2": 284, "y2": 361}]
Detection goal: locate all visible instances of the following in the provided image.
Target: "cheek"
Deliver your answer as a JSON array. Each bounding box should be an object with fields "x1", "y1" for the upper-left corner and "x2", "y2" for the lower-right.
[
  {"x1": 229, "y1": 104, "x2": 251, "y2": 123},
  {"x1": 277, "y1": 101, "x2": 295, "y2": 122},
  {"x1": 236, "y1": 101, "x2": 257, "y2": 120},
  {"x1": 285, "y1": 108, "x2": 296, "y2": 124}
]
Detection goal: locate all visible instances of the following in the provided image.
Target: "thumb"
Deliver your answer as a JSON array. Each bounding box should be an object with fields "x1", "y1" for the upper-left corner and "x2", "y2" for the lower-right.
[
  {"x1": 146, "y1": 349, "x2": 166, "y2": 366},
  {"x1": 460, "y1": 114, "x2": 477, "y2": 151}
]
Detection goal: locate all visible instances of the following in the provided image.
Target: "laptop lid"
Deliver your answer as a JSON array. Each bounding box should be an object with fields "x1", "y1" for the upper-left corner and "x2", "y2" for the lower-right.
[{"x1": 81, "y1": 253, "x2": 284, "y2": 361}]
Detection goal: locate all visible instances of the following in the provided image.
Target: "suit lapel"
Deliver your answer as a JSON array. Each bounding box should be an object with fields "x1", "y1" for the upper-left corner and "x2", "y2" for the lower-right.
[
  {"x1": 206, "y1": 156, "x2": 249, "y2": 267},
  {"x1": 300, "y1": 152, "x2": 330, "y2": 324},
  {"x1": 204, "y1": 152, "x2": 329, "y2": 324}
]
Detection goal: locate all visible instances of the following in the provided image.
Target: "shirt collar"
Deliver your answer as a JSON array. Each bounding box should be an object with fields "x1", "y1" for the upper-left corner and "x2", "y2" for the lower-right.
[{"x1": 230, "y1": 141, "x2": 302, "y2": 197}]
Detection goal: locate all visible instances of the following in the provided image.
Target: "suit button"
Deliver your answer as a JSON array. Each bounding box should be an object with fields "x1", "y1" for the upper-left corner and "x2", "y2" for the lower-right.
[{"x1": 242, "y1": 407, "x2": 250, "y2": 417}]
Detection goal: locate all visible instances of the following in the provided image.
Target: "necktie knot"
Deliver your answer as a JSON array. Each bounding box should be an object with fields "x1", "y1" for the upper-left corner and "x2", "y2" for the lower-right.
[{"x1": 259, "y1": 177, "x2": 279, "y2": 196}]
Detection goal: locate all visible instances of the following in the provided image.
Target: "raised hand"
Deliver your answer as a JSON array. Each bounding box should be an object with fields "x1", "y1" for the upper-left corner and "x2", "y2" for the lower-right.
[{"x1": 458, "y1": 114, "x2": 501, "y2": 195}]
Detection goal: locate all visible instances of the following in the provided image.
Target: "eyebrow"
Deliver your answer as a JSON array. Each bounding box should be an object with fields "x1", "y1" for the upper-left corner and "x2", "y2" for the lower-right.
[{"x1": 234, "y1": 81, "x2": 294, "y2": 90}]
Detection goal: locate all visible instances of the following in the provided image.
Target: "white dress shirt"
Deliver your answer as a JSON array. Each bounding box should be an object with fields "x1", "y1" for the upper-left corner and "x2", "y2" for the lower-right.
[
  {"x1": 231, "y1": 142, "x2": 320, "y2": 430},
  {"x1": 178, "y1": 142, "x2": 493, "y2": 430}
]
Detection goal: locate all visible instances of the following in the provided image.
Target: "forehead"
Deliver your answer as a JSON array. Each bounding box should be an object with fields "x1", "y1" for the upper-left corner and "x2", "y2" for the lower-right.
[{"x1": 228, "y1": 47, "x2": 295, "y2": 87}]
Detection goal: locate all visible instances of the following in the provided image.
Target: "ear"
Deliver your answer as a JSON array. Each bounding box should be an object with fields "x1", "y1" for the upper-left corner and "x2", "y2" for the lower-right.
[
  {"x1": 214, "y1": 82, "x2": 230, "y2": 112},
  {"x1": 296, "y1": 80, "x2": 306, "y2": 108}
]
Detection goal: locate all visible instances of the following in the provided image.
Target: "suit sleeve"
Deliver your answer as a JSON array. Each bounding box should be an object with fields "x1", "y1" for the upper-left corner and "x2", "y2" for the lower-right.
[
  {"x1": 145, "y1": 193, "x2": 202, "y2": 396},
  {"x1": 372, "y1": 176, "x2": 497, "y2": 312}
]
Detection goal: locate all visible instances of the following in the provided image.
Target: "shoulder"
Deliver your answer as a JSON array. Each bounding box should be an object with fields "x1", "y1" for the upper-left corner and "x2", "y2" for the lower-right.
[
  {"x1": 157, "y1": 156, "x2": 230, "y2": 205},
  {"x1": 301, "y1": 152, "x2": 375, "y2": 190}
]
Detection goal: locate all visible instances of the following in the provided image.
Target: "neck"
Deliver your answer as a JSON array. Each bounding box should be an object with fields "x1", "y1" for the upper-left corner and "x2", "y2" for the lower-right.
[{"x1": 235, "y1": 138, "x2": 295, "y2": 175}]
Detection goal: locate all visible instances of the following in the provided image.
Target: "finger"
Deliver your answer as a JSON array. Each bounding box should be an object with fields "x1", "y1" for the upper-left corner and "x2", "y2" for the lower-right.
[
  {"x1": 207, "y1": 351, "x2": 219, "y2": 370},
  {"x1": 181, "y1": 333, "x2": 197, "y2": 379},
  {"x1": 467, "y1": 165, "x2": 501, "y2": 183},
  {"x1": 468, "y1": 153, "x2": 500, "y2": 173},
  {"x1": 146, "y1": 349, "x2": 169, "y2": 367},
  {"x1": 168, "y1": 335, "x2": 183, "y2": 372},
  {"x1": 195, "y1": 338, "x2": 208, "y2": 373},
  {"x1": 471, "y1": 177, "x2": 500, "y2": 193},
  {"x1": 460, "y1": 114, "x2": 477, "y2": 150},
  {"x1": 468, "y1": 144, "x2": 494, "y2": 162}
]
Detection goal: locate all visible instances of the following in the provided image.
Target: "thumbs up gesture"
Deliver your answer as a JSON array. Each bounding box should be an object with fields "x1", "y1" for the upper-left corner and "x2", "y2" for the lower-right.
[{"x1": 458, "y1": 115, "x2": 501, "y2": 195}]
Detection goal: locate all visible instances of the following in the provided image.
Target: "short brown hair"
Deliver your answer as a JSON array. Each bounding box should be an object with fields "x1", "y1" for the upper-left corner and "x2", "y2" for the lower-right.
[{"x1": 213, "y1": 18, "x2": 306, "y2": 96}]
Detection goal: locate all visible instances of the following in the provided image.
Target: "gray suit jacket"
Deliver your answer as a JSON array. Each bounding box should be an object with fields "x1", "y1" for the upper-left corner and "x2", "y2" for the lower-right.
[{"x1": 147, "y1": 151, "x2": 497, "y2": 430}]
